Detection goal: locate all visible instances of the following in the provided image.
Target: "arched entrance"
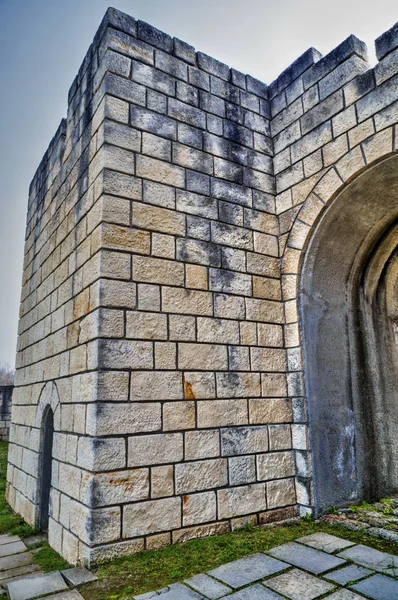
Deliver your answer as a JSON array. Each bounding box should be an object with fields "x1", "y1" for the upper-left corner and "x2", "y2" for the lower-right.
[
  {"x1": 39, "y1": 407, "x2": 54, "y2": 529},
  {"x1": 301, "y1": 155, "x2": 398, "y2": 513}
]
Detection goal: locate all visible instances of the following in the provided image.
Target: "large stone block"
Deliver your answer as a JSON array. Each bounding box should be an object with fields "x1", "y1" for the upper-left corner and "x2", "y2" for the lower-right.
[
  {"x1": 130, "y1": 371, "x2": 183, "y2": 400},
  {"x1": 80, "y1": 469, "x2": 149, "y2": 507},
  {"x1": 128, "y1": 433, "x2": 183, "y2": 466},
  {"x1": 221, "y1": 426, "x2": 269, "y2": 456},
  {"x1": 175, "y1": 458, "x2": 228, "y2": 494},
  {"x1": 197, "y1": 398, "x2": 248, "y2": 428},
  {"x1": 183, "y1": 492, "x2": 217, "y2": 526},
  {"x1": 123, "y1": 497, "x2": 181, "y2": 537},
  {"x1": 87, "y1": 402, "x2": 161, "y2": 436},
  {"x1": 218, "y1": 483, "x2": 266, "y2": 519}
]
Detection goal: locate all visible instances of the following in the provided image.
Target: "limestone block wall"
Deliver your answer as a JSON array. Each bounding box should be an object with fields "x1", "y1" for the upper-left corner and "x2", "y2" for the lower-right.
[
  {"x1": 0, "y1": 386, "x2": 13, "y2": 440},
  {"x1": 7, "y1": 7, "x2": 398, "y2": 565}
]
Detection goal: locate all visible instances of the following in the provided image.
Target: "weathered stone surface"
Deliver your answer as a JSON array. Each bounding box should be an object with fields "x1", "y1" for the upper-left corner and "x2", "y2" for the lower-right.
[
  {"x1": 269, "y1": 542, "x2": 346, "y2": 574},
  {"x1": 257, "y1": 452, "x2": 295, "y2": 481},
  {"x1": 265, "y1": 568, "x2": 335, "y2": 600},
  {"x1": 80, "y1": 469, "x2": 149, "y2": 507},
  {"x1": 0, "y1": 553, "x2": 36, "y2": 572},
  {"x1": 351, "y1": 574, "x2": 398, "y2": 599},
  {"x1": 123, "y1": 497, "x2": 181, "y2": 537},
  {"x1": 60, "y1": 568, "x2": 98, "y2": 587},
  {"x1": 8, "y1": 572, "x2": 68, "y2": 600},
  {"x1": 184, "y1": 573, "x2": 231, "y2": 599},
  {"x1": 267, "y1": 478, "x2": 296, "y2": 508},
  {"x1": 208, "y1": 553, "x2": 287, "y2": 588},
  {"x1": 338, "y1": 544, "x2": 398, "y2": 575},
  {"x1": 228, "y1": 457, "x2": 256, "y2": 489},
  {"x1": 221, "y1": 427, "x2": 268, "y2": 456},
  {"x1": 297, "y1": 532, "x2": 355, "y2": 553},
  {"x1": 325, "y1": 564, "x2": 372, "y2": 585},
  {"x1": 224, "y1": 585, "x2": 284, "y2": 599},
  {"x1": 128, "y1": 434, "x2": 183, "y2": 467},
  {"x1": 184, "y1": 430, "x2": 220, "y2": 460},
  {"x1": 175, "y1": 459, "x2": 227, "y2": 494},
  {"x1": 0, "y1": 542, "x2": 27, "y2": 558},
  {"x1": 183, "y1": 492, "x2": 216, "y2": 526},
  {"x1": 218, "y1": 484, "x2": 266, "y2": 519}
]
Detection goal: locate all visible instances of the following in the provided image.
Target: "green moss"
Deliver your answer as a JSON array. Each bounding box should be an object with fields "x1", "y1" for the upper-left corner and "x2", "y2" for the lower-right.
[{"x1": 348, "y1": 500, "x2": 372, "y2": 513}]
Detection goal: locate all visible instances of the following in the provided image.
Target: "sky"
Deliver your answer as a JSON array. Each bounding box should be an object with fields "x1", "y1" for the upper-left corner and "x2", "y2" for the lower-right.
[{"x1": 0, "y1": 0, "x2": 396, "y2": 366}]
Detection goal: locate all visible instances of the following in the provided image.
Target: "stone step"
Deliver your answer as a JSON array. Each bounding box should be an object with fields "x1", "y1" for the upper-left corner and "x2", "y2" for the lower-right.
[
  {"x1": 0, "y1": 564, "x2": 41, "y2": 585},
  {"x1": 22, "y1": 535, "x2": 47, "y2": 549},
  {"x1": 0, "y1": 544, "x2": 27, "y2": 560},
  {"x1": 0, "y1": 538, "x2": 22, "y2": 549},
  {"x1": 0, "y1": 552, "x2": 35, "y2": 572},
  {"x1": 60, "y1": 569, "x2": 97, "y2": 587},
  {"x1": 7, "y1": 572, "x2": 68, "y2": 600}
]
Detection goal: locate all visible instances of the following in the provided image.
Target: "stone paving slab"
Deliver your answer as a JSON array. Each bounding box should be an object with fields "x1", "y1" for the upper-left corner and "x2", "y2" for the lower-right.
[
  {"x1": 0, "y1": 563, "x2": 40, "y2": 581},
  {"x1": 208, "y1": 553, "x2": 288, "y2": 589},
  {"x1": 0, "y1": 551, "x2": 35, "y2": 571},
  {"x1": 338, "y1": 543, "x2": 398, "y2": 576},
  {"x1": 296, "y1": 532, "x2": 355, "y2": 553},
  {"x1": 325, "y1": 591, "x2": 365, "y2": 599},
  {"x1": 0, "y1": 535, "x2": 22, "y2": 547},
  {"x1": 23, "y1": 534, "x2": 48, "y2": 548},
  {"x1": 268, "y1": 541, "x2": 346, "y2": 574},
  {"x1": 135, "y1": 583, "x2": 204, "y2": 599},
  {"x1": 0, "y1": 541, "x2": 27, "y2": 558},
  {"x1": 8, "y1": 571, "x2": 68, "y2": 600},
  {"x1": 36, "y1": 592, "x2": 85, "y2": 600},
  {"x1": 264, "y1": 568, "x2": 335, "y2": 600},
  {"x1": 183, "y1": 573, "x2": 230, "y2": 599},
  {"x1": 61, "y1": 568, "x2": 98, "y2": 587},
  {"x1": 350, "y1": 572, "x2": 398, "y2": 599},
  {"x1": 324, "y1": 563, "x2": 373, "y2": 585},
  {"x1": 223, "y1": 584, "x2": 284, "y2": 599},
  {"x1": 0, "y1": 564, "x2": 41, "y2": 585},
  {"x1": 135, "y1": 534, "x2": 398, "y2": 600}
]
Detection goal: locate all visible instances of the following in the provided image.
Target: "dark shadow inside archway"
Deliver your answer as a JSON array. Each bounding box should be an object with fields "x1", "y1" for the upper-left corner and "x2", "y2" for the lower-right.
[
  {"x1": 301, "y1": 154, "x2": 398, "y2": 514},
  {"x1": 39, "y1": 407, "x2": 54, "y2": 530}
]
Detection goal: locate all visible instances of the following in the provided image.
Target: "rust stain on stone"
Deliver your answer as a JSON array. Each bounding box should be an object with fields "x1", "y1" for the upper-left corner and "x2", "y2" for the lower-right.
[
  {"x1": 184, "y1": 380, "x2": 195, "y2": 400},
  {"x1": 183, "y1": 495, "x2": 189, "y2": 506}
]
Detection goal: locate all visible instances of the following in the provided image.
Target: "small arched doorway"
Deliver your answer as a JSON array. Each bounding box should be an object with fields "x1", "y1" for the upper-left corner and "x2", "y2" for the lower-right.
[
  {"x1": 39, "y1": 407, "x2": 54, "y2": 529},
  {"x1": 301, "y1": 155, "x2": 398, "y2": 513}
]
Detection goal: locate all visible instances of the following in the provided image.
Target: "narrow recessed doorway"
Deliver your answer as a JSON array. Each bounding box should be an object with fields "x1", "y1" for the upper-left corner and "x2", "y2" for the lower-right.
[{"x1": 39, "y1": 407, "x2": 54, "y2": 530}]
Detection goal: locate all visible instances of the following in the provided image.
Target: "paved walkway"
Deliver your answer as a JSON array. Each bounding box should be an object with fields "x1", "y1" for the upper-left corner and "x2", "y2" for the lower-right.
[
  {"x1": 135, "y1": 532, "x2": 398, "y2": 599},
  {"x1": 0, "y1": 533, "x2": 96, "y2": 600}
]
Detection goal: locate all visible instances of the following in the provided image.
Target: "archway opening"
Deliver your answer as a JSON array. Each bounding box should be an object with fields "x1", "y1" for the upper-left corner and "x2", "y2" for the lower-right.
[
  {"x1": 301, "y1": 154, "x2": 398, "y2": 514},
  {"x1": 39, "y1": 407, "x2": 54, "y2": 530}
]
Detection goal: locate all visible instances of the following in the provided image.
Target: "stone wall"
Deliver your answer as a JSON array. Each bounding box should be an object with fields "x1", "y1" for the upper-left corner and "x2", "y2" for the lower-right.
[
  {"x1": 6, "y1": 9, "x2": 398, "y2": 564},
  {"x1": 0, "y1": 386, "x2": 13, "y2": 440}
]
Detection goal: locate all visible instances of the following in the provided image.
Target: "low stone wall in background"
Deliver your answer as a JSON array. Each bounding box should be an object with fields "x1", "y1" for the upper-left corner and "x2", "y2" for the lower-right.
[{"x1": 0, "y1": 386, "x2": 13, "y2": 441}]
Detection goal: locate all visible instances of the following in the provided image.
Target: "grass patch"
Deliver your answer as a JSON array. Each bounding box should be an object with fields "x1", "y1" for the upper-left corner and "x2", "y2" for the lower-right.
[
  {"x1": 33, "y1": 543, "x2": 70, "y2": 573},
  {"x1": 81, "y1": 519, "x2": 398, "y2": 600}
]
